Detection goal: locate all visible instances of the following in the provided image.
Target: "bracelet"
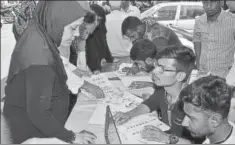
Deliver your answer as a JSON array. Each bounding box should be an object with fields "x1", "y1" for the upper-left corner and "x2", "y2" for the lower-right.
[{"x1": 168, "y1": 134, "x2": 179, "y2": 144}]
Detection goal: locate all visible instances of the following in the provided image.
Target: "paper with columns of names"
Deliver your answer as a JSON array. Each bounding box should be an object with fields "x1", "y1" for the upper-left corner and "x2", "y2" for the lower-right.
[
  {"x1": 118, "y1": 112, "x2": 170, "y2": 144},
  {"x1": 83, "y1": 73, "x2": 123, "y2": 98}
]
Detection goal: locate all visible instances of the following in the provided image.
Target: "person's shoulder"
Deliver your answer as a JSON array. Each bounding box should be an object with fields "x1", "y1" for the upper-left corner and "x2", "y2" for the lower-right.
[
  {"x1": 195, "y1": 13, "x2": 207, "y2": 23},
  {"x1": 223, "y1": 10, "x2": 235, "y2": 20}
]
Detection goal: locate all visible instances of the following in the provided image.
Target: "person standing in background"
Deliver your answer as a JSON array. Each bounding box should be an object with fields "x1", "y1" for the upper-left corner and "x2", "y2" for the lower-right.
[
  {"x1": 120, "y1": 1, "x2": 141, "y2": 18},
  {"x1": 193, "y1": 0, "x2": 235, "y2": 78},
  {"x1": 105, "y1": 1, "x2": 133, "y2": 60}
]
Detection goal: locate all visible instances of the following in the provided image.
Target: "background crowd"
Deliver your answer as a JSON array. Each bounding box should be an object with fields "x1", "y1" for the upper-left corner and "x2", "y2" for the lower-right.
[{"x1": 1, "y1": 0, "x2": 235, "y2": 144}]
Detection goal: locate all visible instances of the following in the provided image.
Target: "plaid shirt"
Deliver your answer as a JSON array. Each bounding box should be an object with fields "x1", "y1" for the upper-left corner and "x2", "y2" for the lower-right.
[
  {"x1": 141, "y1": 17, "x2": 182, "y2": 52},
  {"x1": 193, "y1": 10, "x2": 235, "y2": 77}
]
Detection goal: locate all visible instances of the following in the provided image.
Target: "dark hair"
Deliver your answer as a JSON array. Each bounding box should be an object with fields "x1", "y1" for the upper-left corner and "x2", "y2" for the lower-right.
[
  {"x1": 180, "y1": 75, "x2": 234, "y2": 119},
  {"x1": 83, "y1": 12, "x2": 96, "y2": 24},
  {"x1": 156, "y1": 45, "x2": 196, "y2": 82},
  {"x1": 121, "y1": 16, "x2": 142, "y2": 35},
  {"x1": 130, "y1": 39, "x2": 157, "y2": 61},
  {"x1": 90, "y1": 4, "x2": 107, "y2": 32}
]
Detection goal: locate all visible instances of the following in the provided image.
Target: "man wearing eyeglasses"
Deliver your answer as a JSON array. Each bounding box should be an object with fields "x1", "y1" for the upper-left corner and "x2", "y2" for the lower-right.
[{"x1": 114, "y1": 45, "x2": 205, "y2": 144}]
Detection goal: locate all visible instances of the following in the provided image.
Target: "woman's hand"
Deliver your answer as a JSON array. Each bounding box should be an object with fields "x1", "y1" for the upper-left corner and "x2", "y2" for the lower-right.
[
  {"x1": 78, "y1": 22, "x2": 90, "y2": 40},
  {"x1": 93, "y1": 70, "x2": 101, "y2": 75},
  {"x1": 81, "y1": 81, "x2": 105, "y2": 99},
  {"x1": 74, "y1": 130, "x2": 97, "y2": 144}
]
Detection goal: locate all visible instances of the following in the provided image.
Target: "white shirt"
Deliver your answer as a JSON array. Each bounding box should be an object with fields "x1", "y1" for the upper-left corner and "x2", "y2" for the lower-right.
[
  {"x1": 121, "y1": 5, "x2": 141, "y2": 18},
  {"x1": 60, "y1": 56, "x2": 84, "y2": 94},
  {"x1": 203, "y1": 121, "x2": 235, "y2": 144},
  {"x1": 76, "y1": 51, "x2": 89, "y2": 71},
  {"x1": 226, "y1": 53, "x2": 235, "y2": 86},
  {"x1": 106, "y1": 10, "x2": 133, "y2": 57}
]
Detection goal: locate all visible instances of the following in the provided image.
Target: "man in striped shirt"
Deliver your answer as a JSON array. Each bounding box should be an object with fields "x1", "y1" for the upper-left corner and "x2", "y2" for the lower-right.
[{"x1": 194, "y1": 0, "x2": 235, "y2": 78}]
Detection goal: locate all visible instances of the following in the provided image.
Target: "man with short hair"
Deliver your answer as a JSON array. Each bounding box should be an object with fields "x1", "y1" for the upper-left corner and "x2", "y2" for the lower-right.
[
  {"x1": 193, "y1": 0, "x2": 235, "y2": 78},
  {"x1": 114, "y1": 45, "x2": 204, "y2": 144},
  {"x1": 123, "y1": 38, "x2": 157, "y2": 75},
  {"x1": 121, "y1": 16, "x2": 182, "y2": 52},
  {"x1": 106, "y1": 1, "x2": 138, "y2": 58},
  {"x1": 180, "y1": 75, "x2": 235, "y2": 144}
]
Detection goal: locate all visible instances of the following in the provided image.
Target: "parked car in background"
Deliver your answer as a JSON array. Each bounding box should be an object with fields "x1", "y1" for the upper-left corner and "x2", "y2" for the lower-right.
[{"x1": 140, "y1": 2, "x2": 205, "y2": 33}]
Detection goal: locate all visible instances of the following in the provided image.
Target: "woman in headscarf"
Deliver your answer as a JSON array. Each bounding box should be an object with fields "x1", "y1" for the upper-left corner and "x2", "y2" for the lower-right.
[{"x1": 3, "y1": 1, "x2": 103, "y2": 144}]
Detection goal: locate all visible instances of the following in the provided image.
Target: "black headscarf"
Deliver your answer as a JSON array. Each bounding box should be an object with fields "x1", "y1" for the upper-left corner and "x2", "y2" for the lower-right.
[{"x1": 7, "y1": 1, "x2": 86, "y2": 84}]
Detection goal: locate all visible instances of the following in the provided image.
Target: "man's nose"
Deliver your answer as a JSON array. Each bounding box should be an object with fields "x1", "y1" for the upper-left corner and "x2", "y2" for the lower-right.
[{"x1": 182, "y1": 117, "x2": 189, "y2": 127}]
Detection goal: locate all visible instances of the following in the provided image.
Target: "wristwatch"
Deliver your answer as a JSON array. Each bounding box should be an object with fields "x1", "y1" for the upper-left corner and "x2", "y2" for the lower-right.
[{"x1": 169, "y1": 134, "x2": 179, "y2": 144}]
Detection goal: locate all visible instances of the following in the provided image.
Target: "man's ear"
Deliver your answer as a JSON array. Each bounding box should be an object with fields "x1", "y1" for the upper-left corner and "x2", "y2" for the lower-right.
[
  {"x1": 209, "y1": 113, "x2": 222, "y2": 128},
  {"x1": 176, "y1": 72, "x2": 187, "y2": 82}
]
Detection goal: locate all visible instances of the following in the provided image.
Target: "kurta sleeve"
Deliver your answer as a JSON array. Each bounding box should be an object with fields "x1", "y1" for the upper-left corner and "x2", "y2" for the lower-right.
[{"x1": 25, "y1": 66, "x2": 74, "y2": 142}]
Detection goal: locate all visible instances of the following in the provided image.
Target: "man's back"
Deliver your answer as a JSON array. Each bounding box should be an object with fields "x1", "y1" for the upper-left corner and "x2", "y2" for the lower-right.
[{"x1": 106, "y1": 10, "x2": 133, "y2": 57}]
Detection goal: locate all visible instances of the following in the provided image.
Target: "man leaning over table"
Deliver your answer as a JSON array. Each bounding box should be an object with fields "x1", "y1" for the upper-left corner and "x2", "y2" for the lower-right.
[
  {"x1": 105, "y1": 1, "x2": 138, "y2": 59},
  {"x1": 180, "y1": 75, "x2": 235, "y2": 144},
  {"x1": 114, "y1": 45, "x2": 205, "y2": 144},
  {"x1": 194, "y1": 0, "x2": 235, "y2": 78}
]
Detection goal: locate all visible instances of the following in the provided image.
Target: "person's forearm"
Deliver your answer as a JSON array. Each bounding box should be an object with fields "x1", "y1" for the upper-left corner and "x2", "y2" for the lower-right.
[
  {"x1": 194, "y1": 42, "x2": 201, "y2": 68},
  {"x1": 177, "y1": 137, "x2": 192, "y2": 144},
  {"x1": 126, "y1": 104, "x2": 150, "y2": 118}
]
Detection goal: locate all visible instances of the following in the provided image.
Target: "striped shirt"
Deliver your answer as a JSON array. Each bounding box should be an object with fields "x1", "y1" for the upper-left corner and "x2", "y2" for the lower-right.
[{"x1": 193, "y1": 10, "x2": 235, "y2": 78}]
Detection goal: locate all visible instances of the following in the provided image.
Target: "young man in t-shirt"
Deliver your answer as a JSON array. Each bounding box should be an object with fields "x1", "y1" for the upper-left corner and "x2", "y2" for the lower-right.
[
  {"x1": 114, "y1": 45, "x2": 204, "y2": 144},
  {"x1": 180, "y1": 75, "x2": 235, "y2": 144}
]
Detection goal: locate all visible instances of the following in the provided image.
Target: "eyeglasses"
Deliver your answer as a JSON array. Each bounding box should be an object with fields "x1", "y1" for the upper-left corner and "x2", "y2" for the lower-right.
[{"x1": 153, "y1": 62, "x2": 178, "y2": 74}]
